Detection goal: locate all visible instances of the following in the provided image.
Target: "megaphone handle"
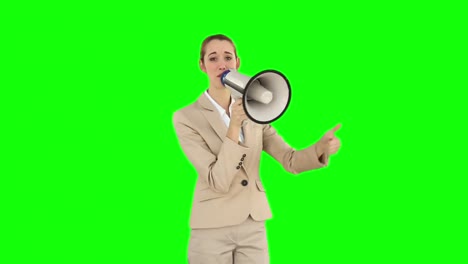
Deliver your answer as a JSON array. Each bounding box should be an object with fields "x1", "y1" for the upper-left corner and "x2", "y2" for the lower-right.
[{"x1": 235, "y1": 96, "x2": 248, "y2": 127}]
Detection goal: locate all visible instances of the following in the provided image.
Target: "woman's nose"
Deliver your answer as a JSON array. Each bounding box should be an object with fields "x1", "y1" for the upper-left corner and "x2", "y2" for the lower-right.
[{"x1": 218, "y1": 64, "x2": 226, "y2": 70}]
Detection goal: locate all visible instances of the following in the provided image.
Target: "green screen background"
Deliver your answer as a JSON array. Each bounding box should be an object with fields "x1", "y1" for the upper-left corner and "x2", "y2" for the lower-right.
[{"x1": 3, "y1": 1, "x2": 466, "y2": 263}]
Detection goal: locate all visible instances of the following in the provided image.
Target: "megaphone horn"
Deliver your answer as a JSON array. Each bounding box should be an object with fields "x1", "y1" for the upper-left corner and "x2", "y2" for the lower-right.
[{"x1": 220, "y1": 69, "x2": 291, "y2": 124}]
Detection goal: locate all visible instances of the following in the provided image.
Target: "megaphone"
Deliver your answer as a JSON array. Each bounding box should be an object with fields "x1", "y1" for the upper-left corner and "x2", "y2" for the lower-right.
[{"x1": 220, "y1": 69, "x2": 291, "y2": 124}]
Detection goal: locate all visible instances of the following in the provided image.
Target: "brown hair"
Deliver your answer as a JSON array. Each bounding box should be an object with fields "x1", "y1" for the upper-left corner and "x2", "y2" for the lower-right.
[{"x1": 200, "y1": 34, "x2": 237, "y2": 63}]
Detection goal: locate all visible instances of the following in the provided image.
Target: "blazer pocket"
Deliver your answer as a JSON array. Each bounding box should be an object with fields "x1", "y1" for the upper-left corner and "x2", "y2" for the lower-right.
[
  {"x1": 197, "y1": 188, "x2": 226, "y2": 202},
  {"x1": 255, "y1": 179, "x2": 266, "y2": 192}
]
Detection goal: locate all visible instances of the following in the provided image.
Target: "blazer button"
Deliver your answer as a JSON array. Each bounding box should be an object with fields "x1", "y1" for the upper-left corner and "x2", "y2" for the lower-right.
[
  {"x1": 236, "y1": 166, "x2": 240, "y2": 169},
  {"x1": 239, "y1": 162, "x2": 242, "y2": 166},
  {"x1": 242, "y1": 154, "x2": 246, "y2": 157},
  {"x1": 241, "y1": 157, "x2": 244, "y2": 161},
  {"x1": 241, "y1": 180, "x2": 248, "y2": 186}
]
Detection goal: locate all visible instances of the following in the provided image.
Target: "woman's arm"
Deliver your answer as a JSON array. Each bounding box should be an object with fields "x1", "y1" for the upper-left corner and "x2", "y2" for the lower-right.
[
  {"x1": 262, "y1": 124, "x2": 329, "y2": 174},
  {"x1": 173, "y1": 111, "x2": 251, "y2": 193}
]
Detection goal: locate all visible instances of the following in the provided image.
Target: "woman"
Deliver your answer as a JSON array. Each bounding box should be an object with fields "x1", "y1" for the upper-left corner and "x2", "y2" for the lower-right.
[{"x1": 173, "y1": 34, "x2": 341, "y2": 264}]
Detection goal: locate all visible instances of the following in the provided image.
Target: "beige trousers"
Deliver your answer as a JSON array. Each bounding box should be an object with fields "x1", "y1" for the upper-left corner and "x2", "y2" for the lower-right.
[{"x1": 188, "y1": 215, "x2": 269, "y2": 264}]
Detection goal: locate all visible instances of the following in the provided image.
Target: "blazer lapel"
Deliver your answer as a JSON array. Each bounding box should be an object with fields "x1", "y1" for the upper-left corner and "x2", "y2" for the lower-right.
[
  {"x1": 197, "y1": 93, "x2": 259, "y2": 146},
  {"x1": 197, "y1": 93, "x2": 228, "y2": 142}
]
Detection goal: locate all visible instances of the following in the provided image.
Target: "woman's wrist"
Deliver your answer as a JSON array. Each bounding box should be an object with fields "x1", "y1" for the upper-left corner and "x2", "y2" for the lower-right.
[{"x1": 227, "y1": 124, "x2": 241, "y2": 142}]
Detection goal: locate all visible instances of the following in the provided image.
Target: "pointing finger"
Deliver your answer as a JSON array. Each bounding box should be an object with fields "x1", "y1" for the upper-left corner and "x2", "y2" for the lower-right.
[{"x1": 332, "y1": 123, "x2": 342, "y2": 132}]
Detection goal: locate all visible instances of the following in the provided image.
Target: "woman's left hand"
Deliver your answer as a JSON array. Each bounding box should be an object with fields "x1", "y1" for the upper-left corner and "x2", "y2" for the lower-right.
[{"x1": 318, "y1": 124, "x2": 342, "y2": 155}]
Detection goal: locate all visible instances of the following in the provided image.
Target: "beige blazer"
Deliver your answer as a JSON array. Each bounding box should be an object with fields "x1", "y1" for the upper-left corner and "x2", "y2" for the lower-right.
[{"x1": 173, "y1": 93, "x2": 328, "y2": 229}]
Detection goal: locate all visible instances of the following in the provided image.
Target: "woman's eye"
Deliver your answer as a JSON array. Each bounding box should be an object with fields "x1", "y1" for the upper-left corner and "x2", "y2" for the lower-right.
[
  {"x1": 209, "y1": 57, "x2": 216, "y2": 61},
  {"x1": 225, "y1": 57, "x2": 232, "y2": 61}
]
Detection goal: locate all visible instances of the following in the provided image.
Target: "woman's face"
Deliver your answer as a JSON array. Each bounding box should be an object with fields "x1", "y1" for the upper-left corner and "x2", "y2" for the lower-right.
[{"x1": 200, "y1": 39, "x2": 239, "y2": 89}]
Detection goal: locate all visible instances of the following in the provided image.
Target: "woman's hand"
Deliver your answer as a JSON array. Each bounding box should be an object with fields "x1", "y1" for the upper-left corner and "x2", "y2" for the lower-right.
[
  {"x1": 317, "y1": 124, "x2": 342, "y2": 155},
  {"x1": 226, "y1": 98, "x2": 247, "y2": 143},
  {"x1": 229, "y1": 98, "x2": 247, "y2": 128}
]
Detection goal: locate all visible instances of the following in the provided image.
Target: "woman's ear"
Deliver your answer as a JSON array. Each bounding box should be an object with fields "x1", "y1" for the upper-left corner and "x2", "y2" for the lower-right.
[
  {"x1": 236, "y1": 57, "x2": 240, "y2": 70},
  {"x1": 199, "y1": 59, "x2": 206, "y2": 72}
]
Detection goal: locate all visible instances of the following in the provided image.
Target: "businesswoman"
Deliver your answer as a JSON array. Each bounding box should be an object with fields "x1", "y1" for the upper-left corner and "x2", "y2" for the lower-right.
[{"x1": 173, "y1": 34, "x2": 341, "y2": 264}]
